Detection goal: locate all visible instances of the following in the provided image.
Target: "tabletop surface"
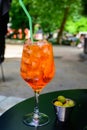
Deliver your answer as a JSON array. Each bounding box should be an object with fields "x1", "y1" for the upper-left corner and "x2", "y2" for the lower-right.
[{"x1": 0, "y1": 89, "x2": 87, "y2": 130}]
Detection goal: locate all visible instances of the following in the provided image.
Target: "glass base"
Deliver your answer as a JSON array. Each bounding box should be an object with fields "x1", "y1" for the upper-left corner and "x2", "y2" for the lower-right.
[{"x1": 23, "y1": 112, "x2": 49, "y2": 127}]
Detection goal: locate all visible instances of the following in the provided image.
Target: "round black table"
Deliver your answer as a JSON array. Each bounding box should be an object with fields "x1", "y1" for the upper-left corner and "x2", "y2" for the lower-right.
[{"x1": 0, "y1": 89, "x2": 87, "y2": 130}]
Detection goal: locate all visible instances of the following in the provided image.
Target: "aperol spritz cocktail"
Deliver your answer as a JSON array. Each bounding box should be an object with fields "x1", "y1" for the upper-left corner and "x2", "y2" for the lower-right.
[{"x1": 20, "y1": 39, "x2": 55, "y2": 127}]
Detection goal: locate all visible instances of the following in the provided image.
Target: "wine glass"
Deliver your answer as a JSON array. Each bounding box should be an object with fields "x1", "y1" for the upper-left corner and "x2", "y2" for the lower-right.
[{"x1": 20, "y1": 39, "x2": 55, "y2": 127}]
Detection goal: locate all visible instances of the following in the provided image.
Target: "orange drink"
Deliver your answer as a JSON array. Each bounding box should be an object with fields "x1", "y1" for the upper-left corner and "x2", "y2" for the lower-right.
[
  {"x1": 20, "y1": 39, "x2": 55, "y2": 127},
  {"x1": 20, "y1": 40, "x2": 55, "y2": 93},
  {"x1": 19, "y1": 0, "x2": 55, "y2": 127}
]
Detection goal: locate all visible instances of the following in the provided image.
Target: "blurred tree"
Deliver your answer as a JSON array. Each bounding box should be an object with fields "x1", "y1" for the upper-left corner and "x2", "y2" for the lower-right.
[
  {"x1": 10, "y1": 0, "x2": 85, "y2": 44},
  {"x1": 81, "y1": 0, "x2": 87, "y2": 16},
  {"x1": 56, "y1": 0, "x2": 81, "y2": 44}
]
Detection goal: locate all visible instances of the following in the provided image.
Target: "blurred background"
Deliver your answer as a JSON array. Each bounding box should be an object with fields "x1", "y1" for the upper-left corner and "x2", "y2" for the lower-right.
[
  {"x1": 0, "y1": 0, "x2": 87, "y2": 115},
  {"x1": 7, "y1": 0, "x2": 87, "y2": 46}
]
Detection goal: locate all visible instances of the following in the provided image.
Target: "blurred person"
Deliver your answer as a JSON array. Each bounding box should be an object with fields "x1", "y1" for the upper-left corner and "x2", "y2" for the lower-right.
[
  {"x1": 17, "y1": 28, "x2": 23, "y2": 39},
  {"x1": 77, "y1": 34, "x2": 85, "y2": 49},
  {"x1": 24, "y1": 28, "x2": 30, "y2": 39},
  {"x1": 34, "y1": 26, "x2": 43, "y2": 40},
  {"x1": 0, "y1": 0, "x2": 12, "y2": 63},
  {"x1": 70, "y1": 34, "x2": 78, "y2": 46},
  {"x1": 6, "y1": 28, "x2": 14, "y2": 39}
]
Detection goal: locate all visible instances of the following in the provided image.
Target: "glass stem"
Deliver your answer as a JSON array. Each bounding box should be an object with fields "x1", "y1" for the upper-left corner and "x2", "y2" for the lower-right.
[{"x1": 33, "y1": 91, "x2": 40, "y2": 120}]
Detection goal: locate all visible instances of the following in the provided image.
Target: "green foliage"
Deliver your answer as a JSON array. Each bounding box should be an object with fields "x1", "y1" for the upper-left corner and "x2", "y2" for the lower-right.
[
  {"x1": 65, "y1": 17, "x2": 87, "y2": 34},
  {"x1": 9, "y1": 0, "x2": 87, "y2": 34},
  {"x1": 10, "y1": 0, "x2": 30, "y2": 29}
]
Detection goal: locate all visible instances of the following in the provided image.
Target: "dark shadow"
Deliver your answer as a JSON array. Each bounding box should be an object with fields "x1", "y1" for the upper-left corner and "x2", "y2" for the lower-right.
[
  {"x1": 0, "y1": 76, "x2": 15, "y2": 82},
  {"x1": 54, "y1": 56, "x2": 62, "y2": 59},
  {"x1": 53, "y1": 119, "x2": 71, "y2": 130},
  {"x1": 78, "y1": 53, "x2": 87, "y2": 62}
]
